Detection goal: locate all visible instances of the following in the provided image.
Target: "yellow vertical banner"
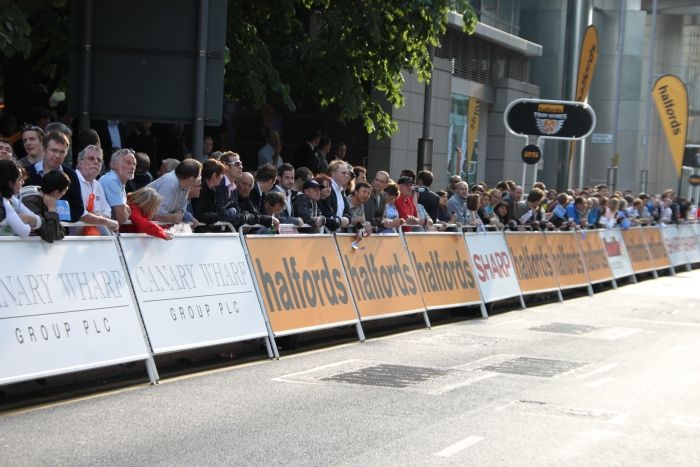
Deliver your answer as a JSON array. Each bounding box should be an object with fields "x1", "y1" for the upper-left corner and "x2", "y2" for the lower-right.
[
  {"x1": 652, "y1": 75, "x2": 688, "y2": 176},
  {"x1": 466, "y1": 97, "x2": 480, "y2": 168}
]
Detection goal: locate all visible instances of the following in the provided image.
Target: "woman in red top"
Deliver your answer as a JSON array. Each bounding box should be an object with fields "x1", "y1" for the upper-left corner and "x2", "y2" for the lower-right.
[{"x1": 126, "y1": 187, "x2": 173, "y2": 240}]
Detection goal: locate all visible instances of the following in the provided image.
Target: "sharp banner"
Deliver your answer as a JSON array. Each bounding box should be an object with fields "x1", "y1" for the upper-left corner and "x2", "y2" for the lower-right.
[
  {"x1": 0, "y1": 237, "x2": 150, "y2": 385},
  {"x1": 464, "y1": 232, "x2": 522, "y2": 303},
  {"x1": 120, "y1": 234, "x2": 269, "y2": 354},
  {"x1": 335, "y1": 234, "x2": 425, "y2": 320},
  {"x1": 246, "y1": 235, "x2": 359, "y2": 336},
  {"x1": 403, "y1": 233, "x2": 482, "y2": 309}
]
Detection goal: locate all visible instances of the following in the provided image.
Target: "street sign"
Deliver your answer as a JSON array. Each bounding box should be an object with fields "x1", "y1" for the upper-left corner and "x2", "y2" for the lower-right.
[
  {"x1": 592, "y1": 133, "x2": 613, "y2": 144},
  {"x1": 504, "y1": 98, "x2": 596, "y2": 140},
  {"x1": 521, "y1": 144, "x2": 542, "y2": 165}
]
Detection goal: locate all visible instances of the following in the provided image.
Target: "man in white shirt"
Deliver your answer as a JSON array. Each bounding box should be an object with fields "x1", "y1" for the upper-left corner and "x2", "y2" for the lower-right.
[
  {"x1": 76, "y1": 145, "x2": 118, "y2": 231},
  {"x1": 327, "y1": 160, "x2": 351, "y2": 228}
]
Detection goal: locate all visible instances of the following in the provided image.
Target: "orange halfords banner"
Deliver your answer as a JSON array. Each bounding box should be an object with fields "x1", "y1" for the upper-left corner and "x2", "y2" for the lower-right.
[
  {"x1": 335, "y1": 234, "x2": 425, "y2": 319},
  {"x1": 403, "y1": 233, "x2": 482, "y2": 309},
  {"x1": 652, "y1": 75, "x2": 688, "y2": 176},
  {"x1": 505, "y1": 231, "x2": 559, "y2": 294},
  {"x1": 577, "y1": 230, "x2": 614, "y2": 283},
  {"x1": 467, "y1": 97, "x2": 480, "y2": 168},
  {"x1": 641, "y1": 226, "x2": 672, "y2": 270},
  {"x1": 246, "y1": 235, "x2": 359, "y2": 335},
  {"x1": 543, "y1": 231, "x2": 590, "y2": 290},
  {"x1": 621, "y1": 228, "x2": 655, "y2": 273}
]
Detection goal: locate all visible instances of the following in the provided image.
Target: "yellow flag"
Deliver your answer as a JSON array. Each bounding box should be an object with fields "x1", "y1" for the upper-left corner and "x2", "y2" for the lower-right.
[
  {"x1": 652, "y1": 75, "x2": 688, "y2": 176},
  {"x1": 466, "y1": 97, "x2": 480, "y2": 168}
]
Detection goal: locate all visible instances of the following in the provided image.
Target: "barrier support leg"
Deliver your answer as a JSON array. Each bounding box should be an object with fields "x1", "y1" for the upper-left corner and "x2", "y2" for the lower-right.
[
  {"x1": 630, "y1": 274, "x2": 638, "y2": 284},
  {"x1": 586, "y1": 284, "x2": 594, "y2": 296},
  {"x1": 611, "y1": 277, "x2": 618, "y2": 289},
  {"x1": 145, "y1": 356, "x2": 160, "y2": 384},
  {"x1": 686, "y1": 263, "x2": 692, "y2": 272},
  {"x1": 422, "y1": 311, "x2": 432, "y2": 329},
  {"x1": 265, "y1": 321, "x2": 279, "y2": 359},
  {"x1": 556, "y1": 289, "x2": 564, "y2": 303},
  {"x1": 668, "y1": 266, "x2": 676, "y2": 276},
  {"x1": 355, "y1": 322, "x2": 366, "y2": 342},
  {"x1": 651, "y1": 269, "x2": 659, "y2": 279},
  {"x1": 479, "y1": 302, "x2": 489, "y2": 319},
  {"x1": 519, "y1": 295, "x2": 527, "y2": 310}
]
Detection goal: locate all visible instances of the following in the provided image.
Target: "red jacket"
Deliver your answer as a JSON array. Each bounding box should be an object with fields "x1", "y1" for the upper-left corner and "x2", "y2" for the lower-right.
[{"x1": 121, "y1": 202, "x2": 168, "y2": 239}]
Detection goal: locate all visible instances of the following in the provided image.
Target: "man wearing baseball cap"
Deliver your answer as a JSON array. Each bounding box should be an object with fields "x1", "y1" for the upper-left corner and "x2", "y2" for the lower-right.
[{"x1": 293, "y1": 178, "x2": 326, "y2": 232}]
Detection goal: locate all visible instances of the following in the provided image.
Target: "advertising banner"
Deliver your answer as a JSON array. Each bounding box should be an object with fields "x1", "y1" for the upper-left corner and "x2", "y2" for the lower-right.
[
  {"x1": 464, "y1": 232, "x2": 521, "y2": 303},
  {"x1": 246, "y1": 235, "x2": 359, "y2": 335},
  {"x1": 652, "y1": 75, "x2": 688, "y2": 176},
  {"x1": 120, "y1": 234, "x2": 269, "y2": 354},
  {"x1": 467, "y1": 97, "x2": 480, "y2": 169},
  {"x1": 599, "y1": 229, "x2": 635, "y2": 279},
  {"x1": 659, "y1": 225, "x2": 688, "y2": 267},
  {"x1": 403, "y1": 232, "x2": 482, "y2": 310},
  {"x1": 335, "y1": 234, "x2": 425, "y2": 320},
  {"x1": 543, "y1": 231, "x2": 590, "y2": 290},
  {"x1": 621, "y1": 228, "x2": 656, "y2": 273},
  {"x1": 680, "y1": 224, "x2": 700, "y2": 264},
  {"x1": 0, "y1": 237, "x2": 149, "y2": 386},
  {"x1": 504, "y1": 231, "x2": 559, "y2": 294},
  {"x1": 577, "y1": 229, "x2": 614, "y2": 284},
  {"x1": 641, "y1": 226, "x2": 672, "y2": 271}
]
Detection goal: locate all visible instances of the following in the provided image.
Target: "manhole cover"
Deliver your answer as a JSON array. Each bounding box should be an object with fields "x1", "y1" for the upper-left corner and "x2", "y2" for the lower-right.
[
  {"x1": 480, "y1": 357, "x2": 585, "y2": 377},
  {"x1": 321, "y1": 364, "x2": 451, "y2": 388},
  {"x1": 530, "y1": 323, "x2": 601, "y2": 335}
]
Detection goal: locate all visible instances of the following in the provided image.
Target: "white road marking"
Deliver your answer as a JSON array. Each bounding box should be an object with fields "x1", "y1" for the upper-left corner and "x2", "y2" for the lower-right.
[
  {"x1": 434, "y1": 435, "x2": 484, "y2": 458},
  {"x1": 586, "y1": 377, "x2": 615, "y2": 388},
  {"x1": 576, "y1": 363, "x2": 618, "y2": 380},
  {"x1": 603, "y1": 328, "x2": 641, "y2": 340},
  {"x1": 433, "y1": 373, "x2": 497, "y2": 395},
  {"x1": 271, "y1": 359, "x2": 360, "y2": 382},
  {"x1": 671, "y1": 416, "x2": 700, "y2": 428}
]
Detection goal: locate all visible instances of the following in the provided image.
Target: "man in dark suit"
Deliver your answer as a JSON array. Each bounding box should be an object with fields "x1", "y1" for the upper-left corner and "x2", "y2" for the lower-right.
[
  {"x1": 320, "y1": 160, "x2": 352, "y2": 231},
  {"x1": 416, "y1": 170, "x2": 441, "y2": 222},
  {"x1": 270, "y1": 163, "x2": 303, "y2": 226},
  {"x1": 363, "y1": 170, "x2": 389, "y2": 228},
  {"x1": 248, "y1": 163, "x2": 277, "y2": 213},
  {"x1": 25, "y1": 131, "x2": 84, "y2": 223},
  {"x1": 291, "y1": 130, "x2": 321, "y2": 170},
  {"x1": 91, "y1": 119, "x2": 127, "y2": 166}
]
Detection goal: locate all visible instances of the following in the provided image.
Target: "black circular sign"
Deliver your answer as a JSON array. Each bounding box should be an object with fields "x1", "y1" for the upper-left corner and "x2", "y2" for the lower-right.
[
  {"x1": 505, "y1": 99, "x2": 595, "y2": 139},
  {"x1": 689, "y1": 174, "x2": 700, "y2": 186},
  {"x1": 521, "y1": 144, "x2": 542, "y2": 165}
]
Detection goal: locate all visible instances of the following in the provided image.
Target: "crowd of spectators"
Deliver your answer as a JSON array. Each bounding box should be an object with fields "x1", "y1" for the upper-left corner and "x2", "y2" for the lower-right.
[{"x1": 0, "y1": 117, "x2": 698, "y2": 242}]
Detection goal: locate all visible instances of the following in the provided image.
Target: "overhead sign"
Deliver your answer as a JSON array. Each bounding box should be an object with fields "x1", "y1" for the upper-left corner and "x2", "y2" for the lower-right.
[
  {"x1": 403, "y1": 232, "x2": 482, "y2": 310},
  {"x1": 120, "y1": 234, "x2": 270, "y2": 354},
  {"x1": 652, "y1": 75, "x2": 688, "y2": 176},
  {"x1": 521, "y1": 144, "x2": 542, "y2": 165},
  {"x1": 0, "y1": 237, "x2": 150, "y2": 386},
  {"x1": 335, "y1": 234, "x2": 426, "y2": 320},
  {"x1": 504, "y1": 98, "x2": 596, "y2": 140},
  {"x1": 689, "y1": 174, "x2": 700, "y2": 186}
]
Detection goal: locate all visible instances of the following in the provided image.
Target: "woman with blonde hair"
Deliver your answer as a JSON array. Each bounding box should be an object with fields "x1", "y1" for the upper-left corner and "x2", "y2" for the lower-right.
[{"x1": 125, "y1": 187, "x2": 173, "y2": 240}]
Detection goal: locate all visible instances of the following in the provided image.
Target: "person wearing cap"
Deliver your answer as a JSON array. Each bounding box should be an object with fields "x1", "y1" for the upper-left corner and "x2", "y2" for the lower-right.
[
  {"x1": 293, "y1": 178, "x2": 326, "y2": 232},
  {"x1": 395, "y1": 176, "x2": 425, "y2": 230}
]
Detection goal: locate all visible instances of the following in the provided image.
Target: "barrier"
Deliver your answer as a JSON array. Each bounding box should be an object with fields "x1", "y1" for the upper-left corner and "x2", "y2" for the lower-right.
[
  {"x1": 679, "y1": 224, "x2": 700, "y2": 264},
  {"x1": 599, "y1": 229, "x2": 635, "y2": 280},
  {"x1": 403, "y1": 232, "x2": 483, "y2": 313},
  {"x1": 119, "y1": 233, "x2": 272, "y2": 355},
  {"x1": 640, "y1": 226, "x2": 672, "y2": 273},
  {"x1": 244, "y1": 235, "x2": 363, "y2": 338},
  {"x1": 0, "y1": 236, "x2": 153, "y2": 386},
  {"x1": 543, "y1": 230, "x2": 592, "y2": 293},
  {"x1": 504, "y1": 231, "x2": 561, "y2": 298},
  {"x1": 661, "y1": 225, "x2": 689, "y2": 268},
  {"x1": 621, "y1": 227, "x2": 657, "y2": 275},
  {"x1": 464, "y1": 232, "x2": 523, "y2": 307},
  {"x1": 335, "y1": 233, "x2": 428, "y2": 323},
  {"x1": 576, "y1": 229, "x2": 616, "y2": 285}
]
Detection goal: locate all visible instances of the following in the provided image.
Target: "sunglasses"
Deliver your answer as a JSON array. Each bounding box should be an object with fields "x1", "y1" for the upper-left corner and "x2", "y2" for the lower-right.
[
  {"x1": 21, "y1": 124, "x2": 44, "y2": 135},
  {"x1": 228, "y1": 161, "x2": 243, "y2": 167}
]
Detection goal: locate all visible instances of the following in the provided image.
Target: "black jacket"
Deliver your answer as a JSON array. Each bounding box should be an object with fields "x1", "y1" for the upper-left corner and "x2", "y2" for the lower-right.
[
  {"x1": 418, "y1": 189, "x2": 440, "y2": 222},
  {"x1": 26, "y1": 164, "x2": 85, "y2": 223}
]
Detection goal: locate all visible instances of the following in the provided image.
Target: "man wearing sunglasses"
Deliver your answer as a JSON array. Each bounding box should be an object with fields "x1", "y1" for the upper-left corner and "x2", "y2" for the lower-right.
[{"x1": 75, "y1": 145, "x2": 118, "y2": 232}]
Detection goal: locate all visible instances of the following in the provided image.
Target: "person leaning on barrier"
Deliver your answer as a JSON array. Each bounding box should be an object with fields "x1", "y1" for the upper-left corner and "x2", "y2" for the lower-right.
[
  {"x1": 292, "y1": 178, "x2": 326, "y2": 232},
  {"x1": 124, "y1": 187, "x2": 173, "y2": 240},
  {"x1": 565, "y1": 196, "x2": 588, "y2": 229},
  {"x1": 189, "y1": 159, "x2": 226, "y2": 229},
  {"x1": 25, "y1": 131, "x2": 84, "y2": 223},
  {"x1": 549, "y1": 193, "x2": 572, "y2": 229},
  {"x1": 236, "y1": 171, "x2": 278, "y2": 231},
  {"x1": 492, "y1": 200, "x2": 517, "y2": 231},
  {"x1": 248, "y1": 163, "x2": 277, "y2": 213},
  {"x1": 20, "y1": 170, "x2": 70, "y2": 243},
  {"x1": 347, "y1": 181, "x2": 372, "y2": 233},
  {"x1": 363, "y1": 170, "x2": 389, "y2": 228},
  {"x1": 147, "y1": 158, "x2": 202, "y2": 225},
  {"x1": 75, "y1": 145, "x2": 119, "y2": 232},
  {"x1": 446, "y1": 181, "x2": 469, "y2": 225},
  {"x1": 99, "y1": 148, "x2": 137, "y2": 225},
  {"x1": 395, "y1": 176, "x2": 425, "y2": 231},
  {"x1": 515, "y1": 188, "x2": 551, "y2": 230},
  {"x1": 0, "y1": 159, "x2": 41, "y2": 238},
  {"x1": 378, "y1": 182, "x2": 404, "y2": 233}
]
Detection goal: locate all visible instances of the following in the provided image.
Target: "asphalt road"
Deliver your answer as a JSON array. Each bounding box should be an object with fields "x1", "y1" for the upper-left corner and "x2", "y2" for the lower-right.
[{"x1": 2, "y1": 269, "x2": 699, "y2": 466}]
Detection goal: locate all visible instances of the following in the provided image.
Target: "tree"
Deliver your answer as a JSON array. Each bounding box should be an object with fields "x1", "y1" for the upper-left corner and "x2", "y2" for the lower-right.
[{"x1": 226, "y1": 0, "x2": 477, "y2": 139}]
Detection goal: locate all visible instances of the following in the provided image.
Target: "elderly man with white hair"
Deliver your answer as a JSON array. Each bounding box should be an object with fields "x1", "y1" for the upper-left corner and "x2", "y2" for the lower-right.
[
  {"x1": 99, "y1": 148, "x2": 136, "y2": 224},
  {"x1": 75, "y1": 145, "x2": 119, "y2": 232}
]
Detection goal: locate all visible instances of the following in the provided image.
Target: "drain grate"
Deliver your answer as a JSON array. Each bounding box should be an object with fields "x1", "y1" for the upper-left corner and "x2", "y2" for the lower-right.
[
  {"x1": 321, "y1": 364, "x2": 451, "y2": 388},
  {"x1": 529, "y1": 323, "x2": 601, "y2": 335},
  {"x1": 480, "y1": 357, "x2": 585, "y2": 377}
]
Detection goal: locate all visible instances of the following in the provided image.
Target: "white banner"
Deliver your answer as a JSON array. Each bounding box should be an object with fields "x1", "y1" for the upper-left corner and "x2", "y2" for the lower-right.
[
  {"x1": 464, "y1": 232, "x2": 522, "y2": 303},
  {"x1": 598, "y1": 229, "x2": 635, "y2": 279},
  {"x1": 120, "y1": 234, "x2": 269, "y2": 354},
  {"x1": 660, "y1": 225, "x2": 688, "y2": 267},
  {"x1": 680, "y1": 224, "x2": 700, "y2": 264},
  {"x1": 0, "y1": 237, "x2": 149, "y2": 386}
]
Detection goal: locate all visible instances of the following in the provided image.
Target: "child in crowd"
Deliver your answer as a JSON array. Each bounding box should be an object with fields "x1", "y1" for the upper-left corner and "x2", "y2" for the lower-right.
[
  {"x1": 125, "y1": 187, "x2": 173, "y2": 240},
  {"x1": 0, "y1": 159, "x2": 41, "y2": 238},
  {"x1": 20, "y1": 170, "x2": 70, "y2": 243}
]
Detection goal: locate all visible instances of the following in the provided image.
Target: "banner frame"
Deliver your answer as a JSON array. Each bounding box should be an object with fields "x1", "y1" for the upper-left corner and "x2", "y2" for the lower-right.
[{"x1": 504, "y1": 230, "x2": 562, "y2": 297}]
